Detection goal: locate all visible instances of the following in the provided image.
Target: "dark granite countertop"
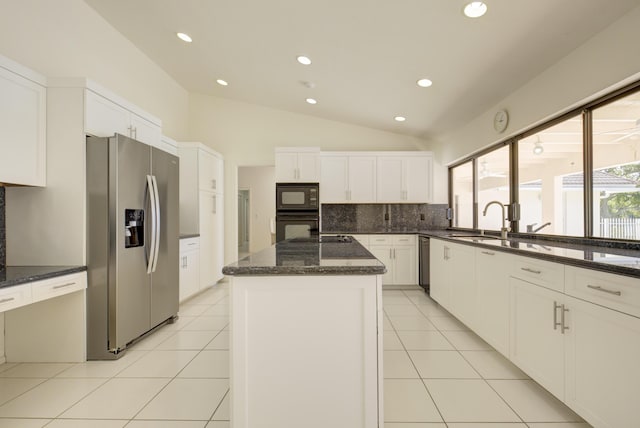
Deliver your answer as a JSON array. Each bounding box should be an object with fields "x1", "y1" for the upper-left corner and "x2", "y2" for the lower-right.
[
  {"x1": 222, "y1": 237, "x2": 386, "y2": 276},
  {"x1": 0, "y1": 266, "x2": 87, "y2": 289},
  {"x1": 180, "y1": 234, "x2": 200, "y2": 239}
]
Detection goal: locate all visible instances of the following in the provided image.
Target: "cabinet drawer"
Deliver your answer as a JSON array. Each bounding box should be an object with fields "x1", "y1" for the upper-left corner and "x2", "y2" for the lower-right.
[
  {"x1": 510, "y1": 256, "x2": 564, "y2": 293},
  {"x1": 565, "y1": 266, "x2": 640, "y2": 318},
  {"x1": 369, "y1": 235, "x2": 392, "y2": 245},
  {"x1": 392, "y1": 235, "x2": 415, "y2": 246},
  {"x1": 0, "y1": 285, "x2": 32, "y2": 312},
  {"x1": 180, "y1": 237, "x2": 200, "y2": 252},
  {"x1": 31, "y1": 272, "x2": 87, "y2": 304}
]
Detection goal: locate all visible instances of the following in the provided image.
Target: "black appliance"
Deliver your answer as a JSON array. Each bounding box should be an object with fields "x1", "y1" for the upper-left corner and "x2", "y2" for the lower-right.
[
  {"x1": 276, "y1": 183, "x2": 319, "y2": 211},
  {"x1": 275, "y1": 183, "x2": 320, "y2": 242},
  {"x1": 275, "y1": 213, "x2": 319, "y2": 242},
  {"x1": 419, "y1": 236, "x2": 430, "y2": 293}
]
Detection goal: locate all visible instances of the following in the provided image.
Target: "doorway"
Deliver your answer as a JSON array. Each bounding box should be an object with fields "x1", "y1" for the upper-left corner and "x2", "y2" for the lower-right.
[{"x1": 238, "y1": 189, "x2": 250, "y2": 258}]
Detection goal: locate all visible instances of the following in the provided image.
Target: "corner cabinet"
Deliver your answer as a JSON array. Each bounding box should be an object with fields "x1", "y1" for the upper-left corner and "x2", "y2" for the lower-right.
[
  {"x1": 275, "y1": 147, "x2": 320, "y2": 182},
  {"x1": 179, "y1": 143, "x2": 225, "y2": 289},
  {"x1": 0, "y1": 54, "x2": 46, "y2": 186},
  {"x1": 367, "y1": 235, "x2": 417, "y2": 285}
]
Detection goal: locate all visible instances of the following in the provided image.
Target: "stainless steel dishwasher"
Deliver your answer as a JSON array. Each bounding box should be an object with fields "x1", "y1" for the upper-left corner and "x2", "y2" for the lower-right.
[{"x1": 419, "y1": 236, "x2": 430, "y2": 293}]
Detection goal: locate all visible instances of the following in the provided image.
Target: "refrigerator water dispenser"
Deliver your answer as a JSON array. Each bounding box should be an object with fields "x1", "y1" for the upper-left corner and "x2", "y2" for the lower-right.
[{"x1": 125, "y1": 209, "x2": 144, "y2": 248}]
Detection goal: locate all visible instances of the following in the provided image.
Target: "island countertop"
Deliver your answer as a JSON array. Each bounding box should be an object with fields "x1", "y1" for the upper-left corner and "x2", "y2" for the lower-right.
[{"x1": 222, "y1": 236, "x2": 386, "y2": 276}]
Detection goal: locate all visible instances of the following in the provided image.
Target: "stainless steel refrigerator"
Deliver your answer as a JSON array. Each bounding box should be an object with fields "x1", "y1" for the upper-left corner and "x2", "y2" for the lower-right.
[{"x1": 86, "y1": 134, "x2": 179, "y2": 360}]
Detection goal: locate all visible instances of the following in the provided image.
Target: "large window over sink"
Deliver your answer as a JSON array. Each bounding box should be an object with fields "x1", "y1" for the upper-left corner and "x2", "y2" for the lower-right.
[{"x1": 448, "y1": 80, "x2": 640, "y2": 241}]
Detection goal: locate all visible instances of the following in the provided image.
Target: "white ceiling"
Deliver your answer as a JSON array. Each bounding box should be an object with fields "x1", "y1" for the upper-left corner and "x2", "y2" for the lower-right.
[{"x1": 84, "y1": 0, "x2": 640, "y2": 139}]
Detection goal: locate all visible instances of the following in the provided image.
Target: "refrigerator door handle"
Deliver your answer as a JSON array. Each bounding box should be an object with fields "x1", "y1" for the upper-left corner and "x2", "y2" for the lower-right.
[
  {"x1": 146, "y1": 175, "x2": 158, "y2": 274},
  {"x1": 151, "y1": 175, "x2": 161, "y2": 273}
]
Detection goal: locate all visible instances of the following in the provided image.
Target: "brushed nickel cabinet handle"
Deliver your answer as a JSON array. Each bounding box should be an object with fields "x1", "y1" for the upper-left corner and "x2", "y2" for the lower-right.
[
  {"x1": 587, "y1": 284, "x2": 622, "y2": 296},
  {"x1": 561, "y1": 305, "x2": 570, "y2": 334},
  {"x1": 53, "y1": 282, "x2": 75, "y2": 290},
  {"x1": 481, "y1": 251, "x2": 495, "y2": 256},
  {"x1": 521, "y1": 267, "x2": 541, "y2": 274},
  {"x1": 0, "y1": 297, "x2": 16, "y2": 304},
  {"x1": 553, "y1": 301, "x2": 562, "y2": 331}
]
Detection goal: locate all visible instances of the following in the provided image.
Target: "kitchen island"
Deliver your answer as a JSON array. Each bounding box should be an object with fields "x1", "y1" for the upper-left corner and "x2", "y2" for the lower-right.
[{"x1": 222, "y1": 236, "x2": 386, "y2": 428}]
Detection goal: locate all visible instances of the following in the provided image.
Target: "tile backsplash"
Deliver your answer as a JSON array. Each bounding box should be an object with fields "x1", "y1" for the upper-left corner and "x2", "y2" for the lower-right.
[
  {"x1": 0, "y1": 186, "x2": 5, "y2": 270},
  {"x1": 321, "y1": 203, "x2": 449, "y2": 233}
]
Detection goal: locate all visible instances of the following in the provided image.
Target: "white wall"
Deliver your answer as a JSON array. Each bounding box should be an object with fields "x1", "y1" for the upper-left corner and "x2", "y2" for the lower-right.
[
  {"x1": 238, "y1": 167, "x2": 276, "y2": 253},
  {"x1": 0, "y1": 0, "x2": 189, "y2": 140},
  {"x1": 432, "y1": 4, "x2": 640, "y2": 166}
]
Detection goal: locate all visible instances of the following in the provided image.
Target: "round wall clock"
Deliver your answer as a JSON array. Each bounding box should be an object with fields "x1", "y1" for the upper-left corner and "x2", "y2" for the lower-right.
[{"x1": 493, "y1": 109, "x2": 509, "y2": 133}]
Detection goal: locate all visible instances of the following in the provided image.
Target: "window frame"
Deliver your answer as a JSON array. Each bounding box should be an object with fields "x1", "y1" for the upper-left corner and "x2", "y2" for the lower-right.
[{"x1": 447, "y1": 79, "x2": 640, "y2": 241}]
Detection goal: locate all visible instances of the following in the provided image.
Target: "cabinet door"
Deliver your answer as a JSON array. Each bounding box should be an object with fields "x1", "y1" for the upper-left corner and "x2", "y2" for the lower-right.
[
  {"x1": 179, "y1": 250, "x2": 200, "y2": 302},
  {"x1": 429, "y1": 239, "x2": 450, "y2": 309},
  {"x1": 510, "y1": 277, "x2": 565, "y2": 400},
  {"x1": 198, "y1": 150, "x2": 218, "y2": 192},
  {"x1": 349, "y1": 156, "x2": 377, "y2": 202},
  {"x1": 448, "y1": 243, "x2": 476, "y2": 328},
  {"x1": 320, "y1": 156, "x2": 349, "y2": 202},
  {"x1": 296, "y1": 152, "x2": 319, "y2": 182},
  {"x1": 376, "y1": 157, "x2": 403, "y2": 202},
  {"x1": 130, "y1": 113, "x2": 161, "y2": 147},
  {"x1": 85, "y1": 90, "x2": 130, "y2": 138},
  {"x1": 369, "y1": 246, "x2": 393, "y2": 285},
  {"x1": 393, "y1": 245, "x2": 416, "y2": 285},
  {"x1": 212, "y1": 193, "x2": 225, "y2": 283},
  {"x1": 405, "y1": 156, "x2": 432, "y2": 203},
  {"x1": 199, "y1": 191, "x2": 216, "y2": 288},
  {"x1": 475, "y1": 249, "x2": 511, "y2": 356},
  {"x1": 0, "y1": 66, "x2": 46, "y2": 186},
  {"x1": 275, "y1": 152, "x2": 298, "y2": 182},
  {"x1": 565, "y1": 295, "x2": 640, "y2": 428}
]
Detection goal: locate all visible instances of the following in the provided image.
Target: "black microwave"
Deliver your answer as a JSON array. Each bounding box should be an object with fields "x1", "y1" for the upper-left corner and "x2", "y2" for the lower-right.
[{"x1": 276, "y1": 183, "x2": 319, "y2": 211}]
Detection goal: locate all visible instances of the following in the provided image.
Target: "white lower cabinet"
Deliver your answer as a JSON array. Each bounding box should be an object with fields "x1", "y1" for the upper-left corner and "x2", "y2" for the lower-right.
[
  {"x1": 475, "y1": 248, "x2": 511, "y2": 356},
  {"x1": 509, "y1": 276, "x2": 566, "y2": 400},
  {"x1": 179, "y1": 237, "x2": 200, "y2": 302},
  {"x1": 429, "y1": 242, "x2": 640, "y2": 428},
  {"x1": 428, "y1": 239, "x2": 475, "y2": 325},
  {"x1": 368, "y1": 235, "x2": 416, "y2": 285}
]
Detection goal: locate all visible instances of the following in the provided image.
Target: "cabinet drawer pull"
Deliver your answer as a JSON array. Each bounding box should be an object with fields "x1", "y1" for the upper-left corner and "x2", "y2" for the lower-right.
[
  {"x1": 521, "y1": 267, "x2": 541, "y2": 274},
  {"x1": 53, "y1": 282, "x2": 75, "y2": 290},
  {"x1": 553, "y1": 301, "x2": 562, "y2": 331},
  {"x1": 587, "y1": 284, "x2": 622, "y2": 296},
  {"x1": 481, "y1": 251, "x2": 495, "y2": 256},
  {"x1": 0, "y1": 297, "x2": 16, "y2": 304},
  {"x1": 188, "y1": 243, "x2": 197, "y2": 246}
]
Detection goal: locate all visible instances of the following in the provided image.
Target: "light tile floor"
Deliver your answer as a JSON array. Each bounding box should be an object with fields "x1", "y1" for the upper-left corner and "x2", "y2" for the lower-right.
[{"x1": 0, "y1": 283, "x2": 593, "y2": 427}]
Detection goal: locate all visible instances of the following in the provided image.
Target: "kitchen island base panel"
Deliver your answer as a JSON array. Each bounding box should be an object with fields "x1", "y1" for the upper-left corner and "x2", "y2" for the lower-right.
[{"x1": 230, "y1": 274, "x2": 383, "y2": 428}]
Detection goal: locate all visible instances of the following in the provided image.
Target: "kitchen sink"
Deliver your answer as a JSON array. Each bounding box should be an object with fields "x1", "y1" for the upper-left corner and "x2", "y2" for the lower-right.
[{"x1": 447, "y1": 234, "x2": 500, "y2": 240}]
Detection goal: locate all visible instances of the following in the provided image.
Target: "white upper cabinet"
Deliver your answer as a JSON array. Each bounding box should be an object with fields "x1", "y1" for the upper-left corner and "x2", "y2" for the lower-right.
[
  {"x1": 0, "y1": 55, "x2": 46, "y2": 186},
  {"x1": 85, "y1": 89, "x2": 161, "y2": 148},
  {"x1": 320, "y1": 153, "x2": 376, "y2": 203},
  {"x1": 275, "y1": 147, "x2": 320, "y2": 182},
  {"x1": 198, "y1": 149, "x2": 224, "y2": 193},
  {"x1": 376, "y1": 155, "x2": 432, "y2": 203}
]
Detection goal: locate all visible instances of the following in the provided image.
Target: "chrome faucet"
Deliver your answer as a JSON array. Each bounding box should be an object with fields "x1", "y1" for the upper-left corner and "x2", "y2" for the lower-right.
[
  {"x1": 482, "y1": 201, "x2": 510, "y2": 240},
  {"x1": 526, "y1": 222, "x2": 551, "y2": 233}
]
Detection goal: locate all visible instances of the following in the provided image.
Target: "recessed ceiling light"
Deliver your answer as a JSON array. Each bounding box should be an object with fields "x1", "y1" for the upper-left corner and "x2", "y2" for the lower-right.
[
  {"x1": 176, "y1": 32, "x2": 193, "y2": 43},
  {"x1": 297, "y1": 56, "x2": 312, "y2": 65},
  {"x1": 216, "y1": 79, "x2": 228, "y2": 86},
  {"x1": 306, "y1": 98, "x2": 317, "y2": 105},
  {"x1": 394, "y1": 116, "x2": 406, "y2": 122},
  {"x1": 463, "y1": 2, "x2": 487, "y2": 18},
  {"x1": 417, "y1": 78, "x2": 433, "y2": 88}
]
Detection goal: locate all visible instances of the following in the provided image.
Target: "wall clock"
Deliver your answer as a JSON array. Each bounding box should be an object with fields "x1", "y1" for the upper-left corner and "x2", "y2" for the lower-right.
[{"x1": 494, "y1": 109, "x2": 509, "y2": 133}]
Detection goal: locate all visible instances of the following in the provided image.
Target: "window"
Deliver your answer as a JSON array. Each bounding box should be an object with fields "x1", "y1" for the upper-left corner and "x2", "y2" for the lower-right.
[
  {"x1": 517, "y1": 116, "x2": 583, "y2": 236},
  {"x1": 448, "y1": 82, "x2": 640, "y2": 241},
  {"x1": 477, "y1": 145, "x2": 510, "y2": 230},
  {"x1": 592, "y1": 91, "x2": 640, "y2": 240},
  {"x1": 451, "y1": 162, "x2": 473, "y2": 228}
]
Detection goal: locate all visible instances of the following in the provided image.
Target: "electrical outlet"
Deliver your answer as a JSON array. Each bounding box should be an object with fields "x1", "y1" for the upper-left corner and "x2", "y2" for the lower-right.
[
  {"x1": 384, "y1": 213, "x2": 389, "y2": 221},
  {"x1": 420, "y1": 213, "x2": 425, "y2": 221}
]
